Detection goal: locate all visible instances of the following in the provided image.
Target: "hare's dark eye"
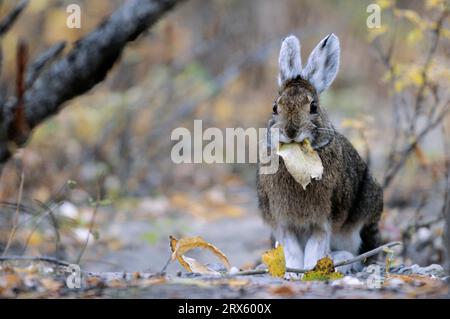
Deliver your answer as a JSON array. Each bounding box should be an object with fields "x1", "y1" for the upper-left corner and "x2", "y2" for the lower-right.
[
  {"x1": 310, "y1": 100, "x2": 318, "y2": 114},
  {"x1": 272, "y1": 102, "x2": 278, "y2": 115}
]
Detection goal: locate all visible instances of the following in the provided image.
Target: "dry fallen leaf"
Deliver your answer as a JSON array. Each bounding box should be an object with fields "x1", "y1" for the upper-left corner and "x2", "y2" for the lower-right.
[
  {"x1": 169, "y1": 235, "x2": 230, "y2": 274},
  {"x1": 276, "y1": 140, "x2": 323, "y2": 189},
  {"x1": 262, "y1": 245, "x2": 286, "y2": 278},
  {"x1": 182, "y1": 257, "x2": 220, "y2": 275}
]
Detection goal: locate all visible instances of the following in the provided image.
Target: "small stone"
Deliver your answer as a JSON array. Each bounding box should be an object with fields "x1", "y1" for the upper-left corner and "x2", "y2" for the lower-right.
[
  {"x1": 342, "y1": 276, "x2": 363, "y2": 286},
  {"x1": 433, "y1": 236, "x2": 444, "y2": 250},
  {"x1": 388, "y1": 277, "x2": 404, "y2": 288},
  {"x1": 416, "y1": 227, "x2": 432, "y2": 243},
  {"x1": 331, "y1": 276, "x2": 362, "y2": 287},
  {"x1": 207, "y1": 263, "x2": 227, "y2": 272},
  {"x1": 421, "y1": 264, "x2": 446, "y2": 277},
  {"x1": 58, "y1": 201, "x2": 79, "y2": 219}
]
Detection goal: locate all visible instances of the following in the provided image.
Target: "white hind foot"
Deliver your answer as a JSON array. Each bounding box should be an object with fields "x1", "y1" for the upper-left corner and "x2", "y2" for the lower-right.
[{"x1": 304, "y1": 224, "x2": 331, "y2": 270}]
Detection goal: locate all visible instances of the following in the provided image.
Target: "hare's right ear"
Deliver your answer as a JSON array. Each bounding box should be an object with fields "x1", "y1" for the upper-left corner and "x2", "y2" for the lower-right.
[
  {"x1": 278, "y1": 35, "x2": 302, "y2": 87},
  {"x1": 302, "y1": 34, "x2": 340, "y2": 94}
]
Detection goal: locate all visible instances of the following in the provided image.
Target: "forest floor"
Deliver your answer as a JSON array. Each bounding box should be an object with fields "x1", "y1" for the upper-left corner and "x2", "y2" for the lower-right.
[{"x1": 1, "y1": 183, "x2": 449, "y2": 298}]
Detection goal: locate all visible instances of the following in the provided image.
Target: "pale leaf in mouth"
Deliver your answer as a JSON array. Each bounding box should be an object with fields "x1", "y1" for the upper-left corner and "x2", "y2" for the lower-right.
[{"x1": 276, "y1": 140, "x2": 323, "y2": 189}]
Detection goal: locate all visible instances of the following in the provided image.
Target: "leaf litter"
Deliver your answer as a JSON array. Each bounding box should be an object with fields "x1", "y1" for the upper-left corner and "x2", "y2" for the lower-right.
[{"x1": 0, "y1": 236, "x2": 448, "y2": 298}]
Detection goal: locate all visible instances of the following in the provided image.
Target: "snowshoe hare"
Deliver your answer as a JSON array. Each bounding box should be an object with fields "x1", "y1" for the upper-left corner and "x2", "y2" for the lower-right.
[{"x1": 257, "y1": 34, "x2": 383, "y2": 273}]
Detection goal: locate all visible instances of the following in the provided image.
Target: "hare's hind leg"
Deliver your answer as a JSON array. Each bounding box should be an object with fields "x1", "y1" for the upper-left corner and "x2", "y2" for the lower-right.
[
  {"x1": 304, "y1": 223, "x2": 331, "y2": 270},
  {"x1": 331, "y1": 224, "x2": 363, "y2": 255}
]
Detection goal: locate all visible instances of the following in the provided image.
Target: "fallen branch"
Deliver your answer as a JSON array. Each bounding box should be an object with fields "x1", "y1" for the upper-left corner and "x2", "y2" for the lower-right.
[
  {"x1": 25, "y1": 41, "x2": 66, "y2": 89},
  {"x1": 0, "y1": 255, "x2": 70, "y2": 267},
  {"x1": 333, "y1": 241, "x2": 402, "y2": 269},
  {"x1": 233, "y1": 241, "x2": 402, "y2": 276},
  {"x1": 0, "y1": 0, "x2": 186, "y2": 166}
]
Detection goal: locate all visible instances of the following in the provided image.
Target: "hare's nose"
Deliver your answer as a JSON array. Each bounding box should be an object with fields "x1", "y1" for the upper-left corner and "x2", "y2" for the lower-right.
[{"x1": 285, "y1": 126, "x2": 298, "y2": 139}]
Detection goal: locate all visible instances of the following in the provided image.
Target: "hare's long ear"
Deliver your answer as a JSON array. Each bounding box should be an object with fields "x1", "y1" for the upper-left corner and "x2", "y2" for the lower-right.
[
  {"x1": 302, "y1": 34, "x2": 340, "y2": 94},
  {"x1": 278, "y1": 35, "x2": 302, "y2": 87}
]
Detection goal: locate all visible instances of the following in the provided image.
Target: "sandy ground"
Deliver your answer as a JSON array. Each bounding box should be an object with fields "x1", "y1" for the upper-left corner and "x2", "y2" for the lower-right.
[{"x1": 81, "y1": 186, "x2": 271, "y2": 275}]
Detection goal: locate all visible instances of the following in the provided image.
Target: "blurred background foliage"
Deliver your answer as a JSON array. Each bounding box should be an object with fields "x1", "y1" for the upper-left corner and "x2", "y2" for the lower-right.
[{"x1": 0, "y1": 0, "x2": 449, "y2": 272}]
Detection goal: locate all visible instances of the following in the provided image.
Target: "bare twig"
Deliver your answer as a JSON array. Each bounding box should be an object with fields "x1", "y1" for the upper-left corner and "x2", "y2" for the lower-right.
[
  {"x1": 31, "y1": 200, "x2": 63, "y2": 258},
  {"x1": 8, "y1": 40, "x2": 30, "y2": 147},
  {"x1": 26, "y1": 41, "x2": 66, "y2": 89},
  {"x1": 75, "y1": 177, "x2": 103, "y2": 264},
  {"x1": 373, "y1": 6, "x2": 450, "y2": 189},
  {"x1": 333, "y1": 241, "x2": 402, "y2": 269},
  {"x1": 408, "y1": 8, "x2": 448, "y2": 135},
  {"x1": 158, "y1": 256, "x2": 172, "y2": 274},
  {"x1": 0, "y1": 0, "x2": 28, "y2": 36},
  {"x1": 383, "y1": 95, "x2": 450, "y2": 188},
  {"x1": 442, "y1": 121, "x2": 450, "y2": 273},
  {"x1": 0, "y1": 255, "x2": 70, "y2": 267},
  {"x1": 233, "y1": 241, "x2": 402, "y2": 276},
  {"x1": 2, "y1": 171, "x2": 24, "y2": 256}
]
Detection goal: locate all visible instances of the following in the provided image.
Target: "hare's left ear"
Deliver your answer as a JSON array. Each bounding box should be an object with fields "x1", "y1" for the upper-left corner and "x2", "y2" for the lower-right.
[
  {"x1": 302, "y1": 34, "x2": 340, "y2": 94},
  {"x1": 278, "y1": 35, "x2": 302, "y2": 87}
]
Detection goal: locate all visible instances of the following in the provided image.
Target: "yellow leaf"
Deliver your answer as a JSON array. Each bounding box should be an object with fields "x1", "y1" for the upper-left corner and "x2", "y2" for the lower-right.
[
  {"x1": 394, "y1": 79, "x2": 405, "y2": 92},
  {"x1": 302, "y1": 257, "x2": 344, "y2": 281},
  {"x1": 408, "y1": 68, "x2": 424, "y2": 86},
  {"x1": 169, "y1": 235, "x2": 230, "y2": 273},
  {"x1": 262, "y1": 245, "x2": 286, "y2": 278},
  {"x1": 376, "y1": 0, "x2": 393, "y2": 9},
  {"x1": 407, "y1": 29, "x2": 424, "y2": 45},
  {"x1": 426, "y1": 0, "x2": 446, "y2": 10},
  {"x1": 276, "y1": 140, "x2": 323, "y2": 190}
]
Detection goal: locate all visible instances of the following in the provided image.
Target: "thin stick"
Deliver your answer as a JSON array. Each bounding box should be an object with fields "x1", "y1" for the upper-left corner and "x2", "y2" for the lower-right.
[
  {"x1": 233, "y1": 241, "x2": 402, "y2": 276},
  {"x1": 333, "y1": 241, "x2": 401, "y2": 268},
  {"x1": 0, "y1": 0, "x2": 28, "y2": 36},
  {"x1": 159, "y1": 256, "x2": 172, "y2": 273},
  {"x1": 75, "y1": 177, "x2": 103, "y2": 264},
  {"x1": 2, "y1": 171, "x2": 24, "y2": 256},
  {"x1": 26, "y1": 41, "x2": 66, "y2": 88},
  {"x1": 0, "y1": 255, "x2": 70, "y2": 267}
]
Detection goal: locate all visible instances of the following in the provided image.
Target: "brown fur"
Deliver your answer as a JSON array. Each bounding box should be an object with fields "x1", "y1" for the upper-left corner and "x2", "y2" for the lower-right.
[{"x1": 257, "y1": 77, "x2": 383, "y2": 255}]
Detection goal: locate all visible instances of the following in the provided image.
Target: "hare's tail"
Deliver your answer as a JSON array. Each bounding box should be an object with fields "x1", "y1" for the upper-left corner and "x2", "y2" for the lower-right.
[{"x1": 359, "y1": 222, "x2": 381, "y2": 257}]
